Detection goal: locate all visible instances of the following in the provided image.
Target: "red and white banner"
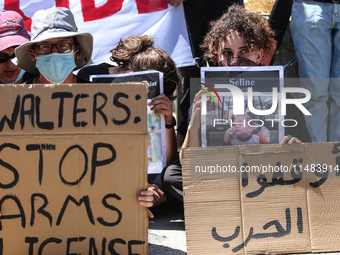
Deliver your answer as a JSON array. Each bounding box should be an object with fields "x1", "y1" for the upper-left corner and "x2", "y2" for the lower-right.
[{"x1": 0, "y1": 0, "x2": 194, "y2": 67}]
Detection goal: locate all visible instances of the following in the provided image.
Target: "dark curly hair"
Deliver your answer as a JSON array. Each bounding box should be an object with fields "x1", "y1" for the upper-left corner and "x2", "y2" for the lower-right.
[
  {"x1": 201, "y1": 4, "x2": 275, "y2": 65},
  {"x1": 110, "y1": 35, "x2": 180, "y2": 100}
]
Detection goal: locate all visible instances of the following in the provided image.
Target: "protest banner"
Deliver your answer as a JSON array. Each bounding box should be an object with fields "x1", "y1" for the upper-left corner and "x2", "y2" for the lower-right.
[
  {"x1": 182, "y1": 143, "x2": 340, "y2": 254},
  {"x1": 0, "y1": 83, "x2": 148, "y2": 254},
  {"x1": 0, "y1": 0, "x2": 194, "y2": 68}
]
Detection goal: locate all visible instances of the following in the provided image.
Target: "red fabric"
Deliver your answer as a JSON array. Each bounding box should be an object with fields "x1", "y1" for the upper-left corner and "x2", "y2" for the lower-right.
[{"x1": 259, "y1": 134, "x2": 269, "y2": 144}]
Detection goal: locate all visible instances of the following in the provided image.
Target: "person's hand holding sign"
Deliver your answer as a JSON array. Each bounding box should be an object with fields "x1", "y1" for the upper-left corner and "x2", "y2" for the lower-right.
[
  {"x1": 148, "y1": 93, "x2": 177, "y2": 165},
  {"x1": 139, "y1": 184, "x2": 167, "y2": 218},
  {"x1": 148, "y1": 94, "x2": 173, "y2": 126},
  {"x1": 280, "y1": 135, "x2": 301, "y2": 144}
]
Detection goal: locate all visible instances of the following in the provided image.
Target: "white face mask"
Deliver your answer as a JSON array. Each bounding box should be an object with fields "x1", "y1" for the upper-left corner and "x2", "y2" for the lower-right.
[{"x1": 35, "y1": 51, "x2": 76, "y2": 84}]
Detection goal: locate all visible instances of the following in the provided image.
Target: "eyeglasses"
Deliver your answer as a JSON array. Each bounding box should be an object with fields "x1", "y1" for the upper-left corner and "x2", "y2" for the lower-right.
[
  {"x1": 0, "y1": 53, "x2": 15, "y2": 63},
  {"x1": 34, "y1": 43, "x2": 75, "y2": 55}
]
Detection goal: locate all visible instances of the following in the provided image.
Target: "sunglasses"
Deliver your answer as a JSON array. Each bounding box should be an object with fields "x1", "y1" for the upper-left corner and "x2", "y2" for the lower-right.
[{"x1": 0, "y1": 53, "x2": 15, "y2": 63}]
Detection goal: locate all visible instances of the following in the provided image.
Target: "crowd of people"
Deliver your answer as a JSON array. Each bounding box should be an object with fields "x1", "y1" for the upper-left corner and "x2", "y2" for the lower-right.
[{"x1": 0, "y1": 0, "x2": 334, "y2": 217}]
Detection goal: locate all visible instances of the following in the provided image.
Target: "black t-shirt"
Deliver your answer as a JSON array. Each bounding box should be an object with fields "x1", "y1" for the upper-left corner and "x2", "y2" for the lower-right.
[
  {"x1": 22, "y1": 72, "x2": 36, "y2": 83},
  {"x1": 24, "y1": 75, "x2": 91, "y2": 84},
  {"x1": 77, "y1": 63, "x2": 114, "y2": 81}
]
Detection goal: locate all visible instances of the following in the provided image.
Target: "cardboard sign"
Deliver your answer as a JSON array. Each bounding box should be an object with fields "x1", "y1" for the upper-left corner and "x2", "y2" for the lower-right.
[
  {"x1": 182, "y1": 143, "x2": 340, "y2": 254},
  {"x1": 0, "y1": 83, "x2": 148, "y2": 255}
]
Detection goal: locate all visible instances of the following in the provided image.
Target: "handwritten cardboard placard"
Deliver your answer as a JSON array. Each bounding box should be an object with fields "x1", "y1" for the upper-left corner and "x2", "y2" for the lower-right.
[
  {"x1": 0, "y1": 83, "x2": 148, "y2": 255},
  {"x1": 182, "y1": 143, "x2": 340, "y2": 254}
]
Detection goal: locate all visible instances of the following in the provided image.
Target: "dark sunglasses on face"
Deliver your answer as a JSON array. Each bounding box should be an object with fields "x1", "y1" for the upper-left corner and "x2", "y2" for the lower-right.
[{"x1": 0, "y1": 53, "x2": 15, "y2": 63}]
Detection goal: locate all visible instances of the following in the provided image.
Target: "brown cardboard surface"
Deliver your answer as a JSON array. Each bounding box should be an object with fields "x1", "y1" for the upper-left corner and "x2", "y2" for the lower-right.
[
  {"x1": 304, "y1": 143, "x2": 340, "y2": 251},
  {"x1": 0, "y1": 83, "x2": 147, "y2": 134},
  {"x1": 182, "y1": 143, "x2": 340, "y2": 254},
  {"x1": 0, "y1": 83, "x2": 148, "y2": 255}
]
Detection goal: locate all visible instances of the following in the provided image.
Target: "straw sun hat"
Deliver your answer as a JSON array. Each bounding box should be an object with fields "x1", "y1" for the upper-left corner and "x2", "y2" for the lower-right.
[{"x1": 15, "y1": 7, "x2": 93, "y2": 75}]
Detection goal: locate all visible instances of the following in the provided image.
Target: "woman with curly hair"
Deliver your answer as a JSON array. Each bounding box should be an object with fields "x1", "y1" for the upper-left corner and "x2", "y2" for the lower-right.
[
  {"x1": 184, "y1": 5, "x2": 309, "y2": 149},
  {"x1": 161, "y1": 5, "x2": 308, "y2": 204},
  {"x1": 201, "y1": 4, "x2": 274, "y2": 67}
]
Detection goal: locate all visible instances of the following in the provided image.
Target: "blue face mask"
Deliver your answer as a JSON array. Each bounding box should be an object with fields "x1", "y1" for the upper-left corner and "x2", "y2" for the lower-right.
[
  {"x1": 35, "y1": 51, "x2": 76, "y2": 84},
  {"x1": 0, "y1": 68, "x2": 25, "y2": 84}
]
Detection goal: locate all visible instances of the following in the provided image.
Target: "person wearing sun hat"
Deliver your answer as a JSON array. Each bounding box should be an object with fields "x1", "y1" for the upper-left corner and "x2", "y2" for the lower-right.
[
  {"x1": 0, "y1": 10, "x2": 32, "y2": 84},
  {"x1": 15, "y1": 7, "x2": 93, "y2": 84}
]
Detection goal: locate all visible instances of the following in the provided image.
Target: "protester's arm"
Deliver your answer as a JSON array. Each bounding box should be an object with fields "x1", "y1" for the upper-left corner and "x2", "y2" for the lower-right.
[
  {"x1": 180, "y1": 90, "x2": 206, "y2": 163},
  {"x1": 77, "y1": 66, "x2": 91, "y2": 81},
  {"x1": 148, "y1": 94, "x2": 177, "y2": 164},
  {"x1": 181, "y1": 106, "x2": 201, "y2": 148}
]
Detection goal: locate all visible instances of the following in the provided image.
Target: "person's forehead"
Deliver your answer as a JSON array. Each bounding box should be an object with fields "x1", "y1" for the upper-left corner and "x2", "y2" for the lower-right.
[
  {"x1": 0, "y1": 46, "x2": 16, "y2": 55},
  {"x1": 36, "y1": 37, "x2": 74, "y2": 45}
]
